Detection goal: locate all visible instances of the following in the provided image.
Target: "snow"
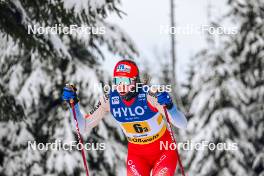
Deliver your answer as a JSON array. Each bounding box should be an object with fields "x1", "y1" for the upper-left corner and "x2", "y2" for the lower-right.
[
  {"x1": 30, "y1": 163, "x2": 44, "y2": 176},
  {"x1": 89, "y1": 0, "x2": 107, "y2": 12},
  {"x1": 16, "y1": 67, "x2": 50, "y2": 108},
  {"x1": 184, "y1": 1, "x2": 264, "y2": 175},
  {"x1": 48, "y1": 34, "x2": 71, "y2": 59},
  {"x1": 97, "y1": 121, "x2": 108, "y2": 139},
  {"x1": 12, "y1": 0, "x2": 29, "y2": 24},
  {"x1": 16, "y1": 123, "x2": 34, "y2": 145},
  {"x1": 62, "y1": 0, "x2": 107, "y2": 15}
]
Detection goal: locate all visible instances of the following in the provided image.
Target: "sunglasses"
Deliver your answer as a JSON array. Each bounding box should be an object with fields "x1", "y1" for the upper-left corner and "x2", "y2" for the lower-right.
[{"x1": 113, "y1": 77, "x2": 134, "y2": 85}]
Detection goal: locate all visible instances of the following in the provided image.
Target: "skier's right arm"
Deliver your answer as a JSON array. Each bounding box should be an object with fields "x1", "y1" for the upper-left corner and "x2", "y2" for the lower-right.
[{"x1": 84, "y1": 94, "x2": 110, "y2": 129}]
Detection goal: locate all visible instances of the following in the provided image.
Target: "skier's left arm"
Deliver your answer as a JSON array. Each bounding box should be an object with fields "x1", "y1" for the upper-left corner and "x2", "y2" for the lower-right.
[{"x1": 148, "y1": 92, "x2": 187, "y2": 129}]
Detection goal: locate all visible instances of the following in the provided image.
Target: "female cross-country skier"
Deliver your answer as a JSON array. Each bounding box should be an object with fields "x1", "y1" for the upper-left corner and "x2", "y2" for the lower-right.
[{"x1": 62, "y1": 60, "x2": 187, "y2": 176}]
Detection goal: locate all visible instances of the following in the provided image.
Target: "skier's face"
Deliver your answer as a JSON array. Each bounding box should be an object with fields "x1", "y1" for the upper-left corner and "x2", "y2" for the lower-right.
[{"x1": 113, "y1": 77, "x2": 136, "y2": 96}]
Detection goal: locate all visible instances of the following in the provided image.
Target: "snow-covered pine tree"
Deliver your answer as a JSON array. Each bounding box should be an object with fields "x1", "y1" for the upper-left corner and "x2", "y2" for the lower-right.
[
  {"x1": 0, "y1": 0, "x2": 137, "y2": 175},
  {"x1": 184, "y1": 0, "x2": 264, "y2": 175},
  {"x1": 0, "y1": 84, "x2": 25, "y2": 122}
]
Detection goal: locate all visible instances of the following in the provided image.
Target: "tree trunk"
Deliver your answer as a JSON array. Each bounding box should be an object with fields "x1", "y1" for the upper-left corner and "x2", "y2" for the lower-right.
[{"x1": 170, "y1": 0, "x2": 185, "y2": 111}]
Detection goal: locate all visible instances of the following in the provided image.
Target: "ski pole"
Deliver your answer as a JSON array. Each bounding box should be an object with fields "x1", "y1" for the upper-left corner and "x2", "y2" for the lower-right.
[
  {"x1": 163, "y1": 106, "x2": 185, "y2": 176},
  {"x1": 70, "y1": 99, "x2": 90, "y2": 176}
]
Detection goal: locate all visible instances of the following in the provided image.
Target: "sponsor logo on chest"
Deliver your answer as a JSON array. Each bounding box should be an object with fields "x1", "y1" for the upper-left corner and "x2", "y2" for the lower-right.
[{"x1": 112, "y1": 106, "x2": 145, "y2": 117}]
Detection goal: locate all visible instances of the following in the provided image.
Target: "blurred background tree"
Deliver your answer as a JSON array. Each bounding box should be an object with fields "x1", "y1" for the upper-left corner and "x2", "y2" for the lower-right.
[
  {"x1": 0, "y1": 84, "x2": 25, "y2": 122},
  {"x1": 0, "y1": 0, "x2": 137, "y2": 175},
  {"x1": 183, "y1": 0, "x2": 264, "y2": 175}
]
